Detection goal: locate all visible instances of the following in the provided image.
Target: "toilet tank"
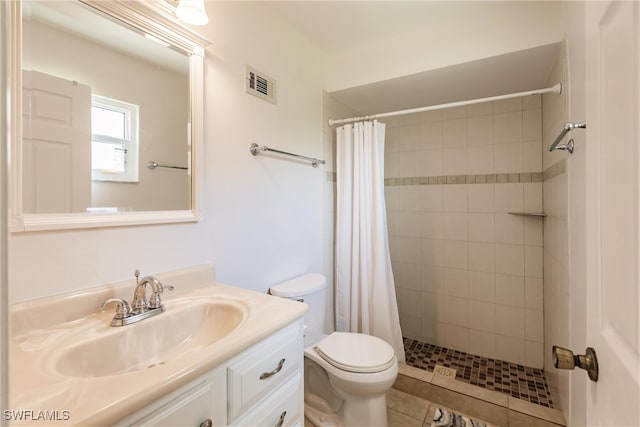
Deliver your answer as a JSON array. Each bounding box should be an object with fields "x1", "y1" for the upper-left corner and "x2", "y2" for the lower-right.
[{"x1": 269, "y1": 273, "x2": 326, "y2": 346}]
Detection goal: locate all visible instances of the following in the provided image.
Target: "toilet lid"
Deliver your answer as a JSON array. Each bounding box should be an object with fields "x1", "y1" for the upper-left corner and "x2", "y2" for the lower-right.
[{"x1": 316, "y1": 332, "x2": 396, "y2": 373}]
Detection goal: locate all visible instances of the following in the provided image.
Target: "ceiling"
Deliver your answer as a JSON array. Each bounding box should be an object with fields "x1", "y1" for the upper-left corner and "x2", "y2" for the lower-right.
[{"x1": 266, "y1": 1, "x2": 560, "y2": 115}]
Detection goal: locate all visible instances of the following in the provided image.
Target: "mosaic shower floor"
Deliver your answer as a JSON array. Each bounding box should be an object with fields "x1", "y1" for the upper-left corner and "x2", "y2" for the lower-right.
[{"x1": 404, "y1": 337, "x2": 555, "y2": 408}]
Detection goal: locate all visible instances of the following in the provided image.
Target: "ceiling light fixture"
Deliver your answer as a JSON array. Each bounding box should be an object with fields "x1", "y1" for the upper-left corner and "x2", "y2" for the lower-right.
[{"x1": 176, "y1": 0, "x2": 209, "y2": 26}]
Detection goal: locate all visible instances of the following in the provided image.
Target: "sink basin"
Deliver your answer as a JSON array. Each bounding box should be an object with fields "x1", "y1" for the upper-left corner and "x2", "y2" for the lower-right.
[{"x1": 52, "y1": 299, "x2": 247, "y2": 377}]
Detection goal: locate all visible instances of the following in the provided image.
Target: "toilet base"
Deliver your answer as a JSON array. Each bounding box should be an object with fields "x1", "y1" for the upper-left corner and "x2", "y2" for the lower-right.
[
  {"x1": 303, "y1": 347, "x2": 395, "y2": 427},
  {"x1": 304, "y1": 403, "x2": 342, "y2": 427},
  {"x1": 305, "y1": 392, "x2": 389, "y2": 427},
  {"x1": 341, "y1": 392, "x2": 388, "y2": 427}
]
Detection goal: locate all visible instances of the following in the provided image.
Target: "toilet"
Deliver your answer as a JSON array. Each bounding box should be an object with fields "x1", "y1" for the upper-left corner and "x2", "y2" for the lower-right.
[{"x1": 269, "y1": 274, "x2": 398, "y2": 427}]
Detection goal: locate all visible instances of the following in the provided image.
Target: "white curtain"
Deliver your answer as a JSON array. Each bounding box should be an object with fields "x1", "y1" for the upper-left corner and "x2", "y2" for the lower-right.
[{"x1": 335, "y1": 120, "x2": 405, "y2": 364}]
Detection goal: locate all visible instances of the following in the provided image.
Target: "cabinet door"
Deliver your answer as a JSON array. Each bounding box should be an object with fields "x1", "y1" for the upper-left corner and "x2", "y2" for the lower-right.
[
  {"x1": 227, "y1": 321, "x2": 303, "y2": 422},
  {"x1": 128, "y1": 381, "x2": 214, "y2": 427}
]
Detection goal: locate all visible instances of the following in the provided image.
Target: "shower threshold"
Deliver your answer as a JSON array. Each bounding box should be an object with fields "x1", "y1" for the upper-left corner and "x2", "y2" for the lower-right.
[{"x1": 403, "y1": 337, "x2": 555, "y2": 408}]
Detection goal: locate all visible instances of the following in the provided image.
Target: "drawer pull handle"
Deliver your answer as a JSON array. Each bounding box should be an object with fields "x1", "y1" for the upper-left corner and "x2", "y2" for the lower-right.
[
  {"x1": 199, "y1": 419, "x2": 213, "y2": 427},
  {"x1": 275, "y1": 411, "x2": 287, "y2": 427},
  {"x1": 260, "y1": 358, "x2": 286, "y2": 380}
]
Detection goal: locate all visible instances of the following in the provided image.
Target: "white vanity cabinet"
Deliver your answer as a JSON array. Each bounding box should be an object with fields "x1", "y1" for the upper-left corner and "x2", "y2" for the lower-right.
[
  {"x1": 227, "y1": 320, "x2": 304, "y2": 427},
  {"x1": 116, "y1": 319, "x2": 304, "y2": 427}
]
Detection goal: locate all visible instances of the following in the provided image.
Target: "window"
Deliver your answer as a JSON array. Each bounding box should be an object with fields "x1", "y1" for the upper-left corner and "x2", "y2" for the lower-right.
[{"x1": 91, "y1": 95, "x2": 139, "y2": 182}]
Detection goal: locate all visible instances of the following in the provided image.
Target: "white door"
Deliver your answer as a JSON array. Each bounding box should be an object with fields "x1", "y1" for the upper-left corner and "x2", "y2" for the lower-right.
[
  {"x1": 585, "y1": 1, "x2": 640, "y2": 425},
  {"x1": 22, "y1": 70, "x2": 91, "y2": 213}
]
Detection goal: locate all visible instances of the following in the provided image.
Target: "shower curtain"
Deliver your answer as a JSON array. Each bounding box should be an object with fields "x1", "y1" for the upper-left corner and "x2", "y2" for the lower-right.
[{"x1": 335, "y1": 120, "x2": 405, "y2": 364}]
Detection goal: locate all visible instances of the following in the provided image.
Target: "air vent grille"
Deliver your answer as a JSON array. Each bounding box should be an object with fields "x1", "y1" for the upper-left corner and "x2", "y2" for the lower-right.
[{"x1": 245, "y1": 65, "x2": 276, "y2": 104}]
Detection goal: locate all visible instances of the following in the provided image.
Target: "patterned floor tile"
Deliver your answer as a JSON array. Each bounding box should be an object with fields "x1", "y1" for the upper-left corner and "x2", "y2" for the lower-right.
[{"x1": 404, "y1": 337, "x2": 555, "y2": 408}]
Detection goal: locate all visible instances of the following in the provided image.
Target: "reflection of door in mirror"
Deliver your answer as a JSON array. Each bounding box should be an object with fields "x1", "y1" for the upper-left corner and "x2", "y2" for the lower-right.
[
  {"x1": 22, "y1": 70, "x2": 91, "y2": 214},
  {"x1": 22, "y1": 1, "x2": 191, "y2": 213}
]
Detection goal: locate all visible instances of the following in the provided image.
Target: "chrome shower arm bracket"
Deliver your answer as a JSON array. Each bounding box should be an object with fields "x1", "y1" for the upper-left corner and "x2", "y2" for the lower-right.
[
  {"x1": 547, "y1": 122, "x2": 586, "y2": 154},
  {"x1": 553, "y1": 138, "x2": 575, "y2": 154}
]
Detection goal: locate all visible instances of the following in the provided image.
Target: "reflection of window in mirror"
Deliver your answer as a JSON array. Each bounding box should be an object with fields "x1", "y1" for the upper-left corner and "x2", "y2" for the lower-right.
[{"x1": 91, "y1": 95, "x2": 139, "y2": 183}]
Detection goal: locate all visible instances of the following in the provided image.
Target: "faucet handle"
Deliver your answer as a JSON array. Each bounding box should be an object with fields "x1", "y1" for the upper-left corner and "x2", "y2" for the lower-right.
[
  {"x1": 148, "y1": 284, "x2": 175, "y2": 309},
  {"x1": 99, "y1": 298, "x2": 131, "y2": 320}
]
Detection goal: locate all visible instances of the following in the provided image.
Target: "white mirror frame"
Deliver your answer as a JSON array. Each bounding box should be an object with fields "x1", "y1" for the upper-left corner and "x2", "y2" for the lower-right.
[{"x1": 6, "y1": 0, "x2": 211, "y2": 231}]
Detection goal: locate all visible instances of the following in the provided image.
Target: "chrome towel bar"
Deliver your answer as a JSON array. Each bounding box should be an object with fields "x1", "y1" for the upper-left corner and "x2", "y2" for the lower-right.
[
  {"x1": 147, "y1": 161, "x2": 188, "y2": 171},
  {"x1": 547, "y1": 121, "x2": 586, "y2": 154},
  {"x1": 250, "y1": 143, "x2": 325, "y2": 168}
]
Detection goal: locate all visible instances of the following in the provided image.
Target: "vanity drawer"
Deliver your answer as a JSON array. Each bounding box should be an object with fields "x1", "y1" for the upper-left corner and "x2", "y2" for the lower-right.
[
  {"x1": 125, "y1": 380, "x2": 214, "y2": 426},
  {"x1": 227, "y1": 321, "x2": 303, "y2": 422},
  {"x1": 229, "y1": 373, "x2": 303, "y2": 427},
  {"x1": 114, "y1": 365, "x2": 227, "y2": 427}
]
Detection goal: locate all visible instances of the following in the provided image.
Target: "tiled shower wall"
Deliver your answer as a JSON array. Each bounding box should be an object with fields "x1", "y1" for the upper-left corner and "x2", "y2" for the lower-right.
[{"x1": 383, "y1": 96, "x2": 545, "y2": 368}]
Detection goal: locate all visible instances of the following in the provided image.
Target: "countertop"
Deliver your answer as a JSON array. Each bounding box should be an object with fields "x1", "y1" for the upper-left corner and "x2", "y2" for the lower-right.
[{"x1": 9, "y1": 264, "x2": 307, "y2": 426}]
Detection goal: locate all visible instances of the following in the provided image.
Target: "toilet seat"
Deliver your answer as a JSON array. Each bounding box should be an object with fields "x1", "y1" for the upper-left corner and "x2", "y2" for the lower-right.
[{"x1": 315, "y1": 332, "x2": 396, "y2": 373}]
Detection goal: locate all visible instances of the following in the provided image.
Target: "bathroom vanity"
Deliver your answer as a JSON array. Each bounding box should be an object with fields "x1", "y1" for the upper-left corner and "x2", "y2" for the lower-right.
[
  {"x1": 9, "y1": 265, "x2": 306, "y2": 426},
  {"x1": 116, "y1": 321, "x2": 303, "y2": 426}
]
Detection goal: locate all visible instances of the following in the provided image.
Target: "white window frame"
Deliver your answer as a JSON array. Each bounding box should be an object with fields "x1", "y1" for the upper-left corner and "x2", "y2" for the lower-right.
[{"x1": 91, "y1": 95, "x2": 139, "y2": 183}]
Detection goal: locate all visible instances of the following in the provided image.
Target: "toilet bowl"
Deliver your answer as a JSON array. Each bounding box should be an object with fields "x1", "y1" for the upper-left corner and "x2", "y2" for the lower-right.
[
  {"x1": 304, "y1": 332, "x2": 398, "y2": 426},
  {"x1": 269, "y1": 274, "x2": 398, "y2": 427}
]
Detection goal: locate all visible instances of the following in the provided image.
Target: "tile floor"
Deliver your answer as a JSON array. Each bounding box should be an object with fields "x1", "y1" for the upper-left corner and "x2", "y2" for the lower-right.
[
  {"x1": 387, "y1": 387, "x2": 493, "y2": 427},
  {"x1": 304, "y1": 364, "x2": 567, "y2": 427},
  {"x1": 304, "y1": 339, "x2": 564, "y2": 426},
  {"x1": 404, "y1": 338, "x2": 555, "y2": 408},
  {"x1": 388, "y1": 364, "x2": 566, "y2": 427}
]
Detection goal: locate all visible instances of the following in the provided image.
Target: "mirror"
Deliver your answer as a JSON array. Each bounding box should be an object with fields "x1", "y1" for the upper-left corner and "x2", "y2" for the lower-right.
[{"x1": 8, "y1": 0, "x2": 210, "y2": 231}]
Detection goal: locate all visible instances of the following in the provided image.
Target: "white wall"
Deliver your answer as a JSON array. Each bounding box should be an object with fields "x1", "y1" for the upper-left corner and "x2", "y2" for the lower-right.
[
  {"x1": 9, "y1": 1, "x2": 327, "y2": 303},
  {"x1": 542, "y1": 39, "x2": 570, "y2": 418},
  {"x1": 542, "y1": 4, "x2": 589, "y2": 424},
  {"x1": 564, "y1": 2, "x2": 588, "y2": 426},
  {"x1": 326, "y1": 1, "x2": 563, "y2": 92},
  {"x1": 200, "y1": 2, "x2": 326, "y2": 291}
]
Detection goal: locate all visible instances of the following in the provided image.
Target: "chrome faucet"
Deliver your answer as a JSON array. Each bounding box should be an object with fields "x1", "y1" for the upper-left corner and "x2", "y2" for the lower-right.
[
  {"x1": 131, "y1": 270, "x2": 149, "y2": 314},
  {"x1": 100, "y1": 270, "x2": 175, "y2": 327},
  {"x1": 132, "y1": 269, "x2": 175, "y2": 313}
]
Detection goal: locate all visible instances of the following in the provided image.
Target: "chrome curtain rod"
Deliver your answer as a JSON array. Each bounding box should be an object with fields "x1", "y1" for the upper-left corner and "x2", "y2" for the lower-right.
[
  {"x1": 250, "y1": 143, "x2": 325, "y2": 168},
  {"x1": 547, "y1": 122, "x2": 586, "y2": 154},
  {"x1": 328, "y1": 83, "x2": 563, "y2": 126},
  {"x1": 147, "y1": 161, "x2": 188, "y2": 171}
]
